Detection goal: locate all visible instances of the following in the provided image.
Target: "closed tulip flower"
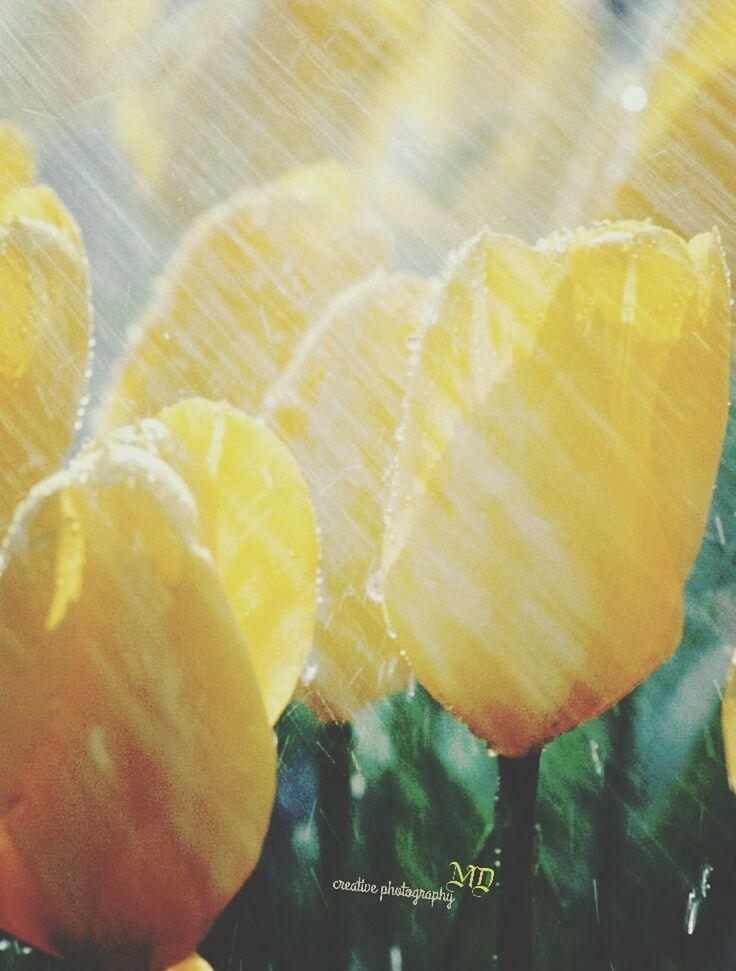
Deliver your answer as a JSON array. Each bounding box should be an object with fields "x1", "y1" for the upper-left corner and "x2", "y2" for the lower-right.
[
  {"x1": 264, "y1": 270, "x2": 435, "y2": 720},
  {"x1": 383, "y1": 220, "x2": 730, "y2": 757},
  {"x1": 0, "y1": 404, "x2": 319, "y2": 969},
  {"x1": 0, "y1": 438, "x2": 277, "y2": 971}
]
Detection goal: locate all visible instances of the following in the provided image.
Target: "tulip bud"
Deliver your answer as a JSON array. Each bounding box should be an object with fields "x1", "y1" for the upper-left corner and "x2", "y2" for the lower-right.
[
  {"x1": 383, "y1": 221, "x2": 730, "y2": 756},
  {"x1": 264, "y1": 271, "x2": 435, "y2": 719},
  {"x1": 0, "y1": 441, "x2": 277, "y2": 970}
]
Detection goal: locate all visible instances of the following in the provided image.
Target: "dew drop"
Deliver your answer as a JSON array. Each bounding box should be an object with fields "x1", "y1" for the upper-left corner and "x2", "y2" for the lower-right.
[
  {"x1": 404, "y1": 332, "x2": 422, "y2": 353},
  {"x1": 685, "y1": 862, "x2": 713, "y2": 935},
  {"x1": 350, "y1": 772, "x2": 367, "y2": 798},
  {"x1": 366, "y1": 570, "x2": 384, "y2": 604},
  {"x1": 301, "y1": 652, "x2": 319, "y2": 687}
]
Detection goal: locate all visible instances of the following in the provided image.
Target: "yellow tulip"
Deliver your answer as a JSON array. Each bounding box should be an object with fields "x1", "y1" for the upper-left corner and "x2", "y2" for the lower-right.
[
  {"x1": 100, "y1": 160, "x2": 391, "y2": 432},
  {"x1": 0, "y1": 124, "x2": 91, "y2": 534},
  {"x1": 383, "y1": 221, "x2": 730, "y2": 756},
  {"x1": 264, "y1": 270, "x2": 435, "y2": 720},
  {"x1": 615, "y1": 0, "x2": 736, "y2": 265},
  {"x1": 114, "y1": 0, "x2": 425, "y2": 216},
  {"x1": 0, "y1": 438, "x2": 277, "y2": 970}
]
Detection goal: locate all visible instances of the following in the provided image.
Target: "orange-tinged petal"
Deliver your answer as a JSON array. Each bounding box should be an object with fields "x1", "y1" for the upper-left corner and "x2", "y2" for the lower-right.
[
  {"x1": 383, "y1": 221, "x2": 729, "y2": 756},
  {"x1": 99, "y1": 161, "x2": 391, "y2": 432},
  {"x1": 0, "y1": 441, "x2": 276, "y2": 970},
  {"x1": 265, "y1": 271, "x2": 434, "y2": 720},
  {"x1": 0, "y1": 208, "x2": 91, "y2": 534},
  {"x1": 158, "y1": 398, "x2": 319, "y2": 726}
]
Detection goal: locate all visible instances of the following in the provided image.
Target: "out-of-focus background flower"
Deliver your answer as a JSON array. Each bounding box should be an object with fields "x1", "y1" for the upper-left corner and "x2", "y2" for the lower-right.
[{"x1": 2, "y1": 0, "x2": 736, "y2": 968}]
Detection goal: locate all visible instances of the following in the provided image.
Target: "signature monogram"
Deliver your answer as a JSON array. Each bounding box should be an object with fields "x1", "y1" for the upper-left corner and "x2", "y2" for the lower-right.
[{"x1": 446, "y1": 861, "x2": 496, "y2": 897}]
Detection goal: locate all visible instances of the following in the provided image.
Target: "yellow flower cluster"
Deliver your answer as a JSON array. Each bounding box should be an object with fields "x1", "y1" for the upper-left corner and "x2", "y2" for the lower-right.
[{"x1": 0, "y1": 0, "x2": 734, "y2": 965}]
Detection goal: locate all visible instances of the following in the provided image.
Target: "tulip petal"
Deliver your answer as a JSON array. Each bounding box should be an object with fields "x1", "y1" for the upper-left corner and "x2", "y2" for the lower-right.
[
  {"x1": 0, "y1": 188, "x2": 91, "y2": 534},
  {"x1": 0, "y1": 185, "x2": 82, "y2": 251},
  {"x1": 265, "y1": 271, "x2": 434, "y2": 720},
  {"x1": 0, "y1": 124, "x2": 35, "y2": 197},
  {"x1": 650, "y1": 230, "x2": 731, "y2": 576},
  {"x1": 100, "y1": 161, "x2": 391, "y2": 432},
  {"x1": 384, "y1": 233, "x2": 564, "y2": 579},
  {"x1": 158, "y1": 398, "x2": 319, "y2": 726},
  {"x1": 383, "y1": 222, "x2": 729, "y2": 755},
  {"x1": 0, "y1": 441, "x2": 276, "y2": 970}
]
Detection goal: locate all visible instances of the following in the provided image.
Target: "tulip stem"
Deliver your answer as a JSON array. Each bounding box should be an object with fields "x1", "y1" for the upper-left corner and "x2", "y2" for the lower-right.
[
  {"x1": 495, "y1": 750, "x2": 541, "y2": 971},
  {"x1": 318, "y1": 720, "x2": 353, "y2": 971}
]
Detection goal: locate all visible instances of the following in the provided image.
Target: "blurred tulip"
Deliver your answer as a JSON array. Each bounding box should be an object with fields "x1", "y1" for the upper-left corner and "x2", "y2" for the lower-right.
[
  {"x1": 383, "y1": 221, "x2": 730, "y2": 756},
  {"x1": 100, "y1": 160, "x2": 391, "y2": 431},
  {"x1": 264, "y1": 270, "x2": 435, "y2": 720},
  {"x1": 355, "y1": 0, "x2": 607, "y2": 257},
  {"x1": 114, "y1": 0, "x2": 426, "y2": 217},
  {"x1": 0, "y1": 0, "x2": 162, "y2": 122},
  {"x1": 615, "y1": 0, "x2": 736, "y2": 266},
  {"x1": 0, "y1": 123, "x2": 91, "y2": 534}
]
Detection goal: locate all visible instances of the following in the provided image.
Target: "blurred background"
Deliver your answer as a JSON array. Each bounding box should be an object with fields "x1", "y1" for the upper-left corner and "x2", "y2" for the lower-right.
[{"x1": 2, "y1": 0, "x2": 736, "y2": 968}]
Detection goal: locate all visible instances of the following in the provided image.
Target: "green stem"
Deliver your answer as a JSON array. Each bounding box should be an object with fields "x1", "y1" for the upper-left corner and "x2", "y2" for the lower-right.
[
  {"x1": 496, "y1": 750, "x2": 542, "y2": 971},
  {"x1": 598, "y1": 696, "x2": 636, "y2": 967},
  {"x1": 318, "y1": 720, "x2": 354, "y2": 971}
]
